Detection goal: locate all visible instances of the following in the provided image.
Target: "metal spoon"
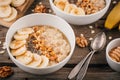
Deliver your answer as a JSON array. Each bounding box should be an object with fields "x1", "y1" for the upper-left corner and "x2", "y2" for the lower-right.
[{"x1": 68, "y1": 32, "x2": 106, "y2": 80}]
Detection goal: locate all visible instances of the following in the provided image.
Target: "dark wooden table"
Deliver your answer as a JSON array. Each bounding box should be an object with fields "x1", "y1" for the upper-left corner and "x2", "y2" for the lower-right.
[{"x1": 0, "y1": 0, "x2": 120, "y2": 80}]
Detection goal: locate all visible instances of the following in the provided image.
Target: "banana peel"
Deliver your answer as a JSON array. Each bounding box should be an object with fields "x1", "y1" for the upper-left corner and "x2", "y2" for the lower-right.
[{"x1": 105, "y1": 2, "x2": 120, "y2": 29}]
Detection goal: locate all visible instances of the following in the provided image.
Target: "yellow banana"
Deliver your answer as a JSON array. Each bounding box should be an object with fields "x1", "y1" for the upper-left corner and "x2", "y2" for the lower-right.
[{"x1": 105, "y1": 2, "x2": 120, "y2": 29}]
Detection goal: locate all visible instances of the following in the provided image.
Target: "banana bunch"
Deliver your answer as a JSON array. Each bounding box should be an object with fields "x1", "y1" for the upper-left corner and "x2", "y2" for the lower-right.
[
  {"x1": 54, "y1": 0, "x2": 85, "y2": 15},
  {"x1": 105, "y1": 2, "x2": 120, "y2": 30},
  {"x1": 0, "y1": 0, "x2": 26, "y2": 22},
  {"x1": 10, "y1": 27, "x2": 49, "y2": 68}
]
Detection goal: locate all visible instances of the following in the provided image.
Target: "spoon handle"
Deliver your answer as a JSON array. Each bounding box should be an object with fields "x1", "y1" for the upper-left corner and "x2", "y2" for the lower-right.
[
  {"x1": 76, "y1": 51, "x2": 95, "y2": 80},
  {"x1": 68, "y1": 51, "x2": 93, "y2": 79}
]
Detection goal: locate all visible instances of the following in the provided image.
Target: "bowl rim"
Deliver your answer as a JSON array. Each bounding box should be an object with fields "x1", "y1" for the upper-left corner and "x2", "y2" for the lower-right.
[
  {"x1": 106, "y1": 38, "x2": 120, "y2": 64},
  {"x1": 6, "y1": 13, "x2": 76, "y2": 70},
  {"x1": 49, "y1": 0, "x2": 111, "y2": 17}
]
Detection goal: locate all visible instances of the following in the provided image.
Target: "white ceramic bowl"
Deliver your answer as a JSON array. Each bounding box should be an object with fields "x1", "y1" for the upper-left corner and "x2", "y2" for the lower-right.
[
  {"x1": 6, "y1": 13, "x2": 75, "y2": 74},
  {"x1": 106, "y1": 38, "x2": 120, "y2": 72},
  {"x1": 49, "y1": 0, "x2": 111, "y2": 25}
]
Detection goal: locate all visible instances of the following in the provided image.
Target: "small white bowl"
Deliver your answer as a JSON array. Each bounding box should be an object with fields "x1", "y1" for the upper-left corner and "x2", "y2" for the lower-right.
[
  {"x1": 49, "y1": 0, "x2": 111, "y2": 25},
  {"x1": 106, "y1": 38, "x2": 120, "y2": 72},
  {"x1": 6, "y1": 13, "x2": 75, "y2": 74}
]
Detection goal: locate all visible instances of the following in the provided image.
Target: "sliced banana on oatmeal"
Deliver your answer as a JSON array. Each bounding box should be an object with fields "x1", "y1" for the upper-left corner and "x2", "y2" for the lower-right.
[
  {"x1": 0, "y1": 5, "x2": 12, "y2": 18},
  {"x1": 39, "y1": 55, "x2": 49, "y2": 68},
  {"x1": 10, "y1": 40, "x2": 26, "y2": 49},
  {"x1": 16, "y1": 51, "x2": 33, "y2": 65},
  {"x1": 11, "y1": 45, "x2": 27, "y2": 56},
  {"x1": 64, "y1": 4, "x2": 77, "y2": 13},
  {"x1": 14, "y1": 33, "x2": 29, "y2": 40},
  {"x1": 54, "y1": 0, "x2": 69, "y2": 11},
  {"x1": 17, "y1": 28, "x2": 34, "y2": 35},
  {"x1": 27, "y1": 54, "x2": 42, "y2": 67},
  {"x1": 11, "y1": 0, "x2": 26, "y2": 7},
  {"x1": 57, "y1": 54, "x2": 67, "y2": 62},
  {"x1": 0, "y1": 0, "x2": 12, "y2": 6},
  {"x1": 70, "y1": 7, "x2": 85, "y2": 15},
  {"x1": 3, "y1": 7, "x2": 18, "y2": 22}
]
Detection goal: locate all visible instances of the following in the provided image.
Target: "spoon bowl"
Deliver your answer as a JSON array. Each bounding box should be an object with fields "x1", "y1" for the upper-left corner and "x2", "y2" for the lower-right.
[{"x1": 91, "y1": 32, "x2": 106, "y2": 51}]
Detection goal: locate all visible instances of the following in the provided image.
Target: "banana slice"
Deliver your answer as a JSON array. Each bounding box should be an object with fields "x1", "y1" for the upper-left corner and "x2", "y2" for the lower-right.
[
  {"x1": 14, "y1": 33, "x2": 29, "y2": 40},
  {"x1": 0, "y1": 0, "x2": 12, "y2": 6},
  {"x1": 54, "y1": 0, "x2": 69, "y2": 11},
  {"x1": 27, "y1": 54, "x2": 42, "y2": 67},
  {"x1": 64, "y1": 4, "x2": 77, "y2": 13},
  {"x1": 70, "y1": 7, "x2": 85, "y2": 15},
  {"x1": 17, "y1": 28, "x2": 34, "y2": 35},
  {"x1": 11, "y1": 0, "x2": 26, "y2": 7},
  {"x1": 3, "y1": 7, "x2": 17, "y2": 22},
  {"x1": 39, "y1": 55, "x2": 49, "y2": 68},
  {"x1": 16, "y1": 51, "x2": 33, "y2": 65},
  {"x1": 0, "y1": 5, "x2": 12, "y2": 18},
  {"x1": 10, "y1": 40, "x2": 26, "y2": 49},
  {"x1": 11, "y1": 45, "x2": 27, "y2": 56}
]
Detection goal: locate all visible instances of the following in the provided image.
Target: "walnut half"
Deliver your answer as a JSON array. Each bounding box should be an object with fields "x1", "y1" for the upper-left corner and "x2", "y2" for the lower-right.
[
  {"x1": 0, "y1": 66, "x2": 13, "y2": 78},
  {"x1": 76, "y1": 34, "x2": 88, "y2": 48}
]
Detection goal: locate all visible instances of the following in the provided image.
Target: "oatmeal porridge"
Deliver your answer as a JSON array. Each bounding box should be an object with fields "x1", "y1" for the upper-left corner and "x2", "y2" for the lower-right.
[{"x1": 9, "y1": 25, "x2": 71, "y2": 68}]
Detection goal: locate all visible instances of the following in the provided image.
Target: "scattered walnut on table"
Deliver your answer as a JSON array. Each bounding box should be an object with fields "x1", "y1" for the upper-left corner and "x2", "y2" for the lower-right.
[
  {"x1": 0, "y1": 66, "x2": 14, "y2": 78},
  {"x1": 76, "y1": 34, "x2": 88, "y2": 48},
  {"x1": 33, "y1": 4, "x2": 47, "y2": 13}
]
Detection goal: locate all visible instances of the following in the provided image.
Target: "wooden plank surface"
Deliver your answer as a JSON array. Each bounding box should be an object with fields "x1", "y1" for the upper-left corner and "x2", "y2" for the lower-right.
[{"x1": 0, "y1": 0, "x2": 120, "y2": 80}]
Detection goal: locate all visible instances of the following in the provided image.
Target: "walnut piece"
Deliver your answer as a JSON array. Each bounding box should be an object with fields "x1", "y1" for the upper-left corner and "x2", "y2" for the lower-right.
[
  {"x1": 29, "y1": 26, "x2": 58, "y2": 62},
  {"x1": 0, "y1": 66, "x2": 13, "y2": 78},
  {"x1": 76, "y1": 34, "x2": 88, "y2": 48},
  {"x1": 33, "y1": 4, "x2": 47, "y2": 13},
  {"x1": 109, "y1": 47, "x2": 120, "y2": 62},
  {"x1": 76, "y1": 0, "x2": 105, "y2": 15}
]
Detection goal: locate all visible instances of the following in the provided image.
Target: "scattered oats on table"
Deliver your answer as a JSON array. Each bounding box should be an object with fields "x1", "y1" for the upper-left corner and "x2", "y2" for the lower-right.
[
  {"x1": 0, "y1": 41, "x2": 1, "y2": 44},
  {"x1": 91, "y1": 30, "x2": 95, "y2": 34},
  {"x1": 108, "y1": 36, "x2": 112, "y2": 40},
  {"x1": 0, "y1": 50, "x2": 5, "y2": 54},
  {"x1": 112, "y1": 1, "x2": 117, "y2": 4},
  {"x1": 2, "y1": 42, "x2": 6, "y2": 49},
  {"x1": 89, "y1": 37, "x2": 93, "y2": 41},
  {"x1": 89, "y1": 26, "x2": 93, "y2": 29},
  {"x1": 39, "y1": 2, "x2": 42, "y2": 5},
  {"x1": 48, "y1": 9, "x2": 52, "y2": 13}
]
